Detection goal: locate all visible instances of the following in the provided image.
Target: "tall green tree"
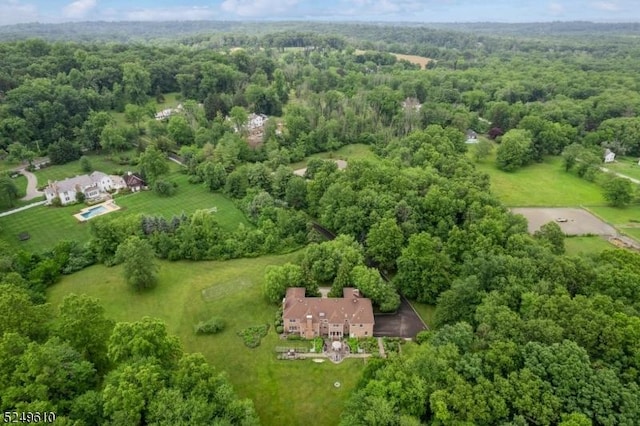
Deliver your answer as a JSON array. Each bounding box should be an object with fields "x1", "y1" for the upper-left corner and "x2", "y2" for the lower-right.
[
  {"x1": 114, "y1": 236, "x2": 159, "y2": 291},
  {"x1": 0, "y1": 175, "x2": 20, "y2": 208},
  {"x1": 496, "y1": 129, "x2": 533, "y2": 171},
  {"x1": 366, "y1": 217, "x2": 404, "y2": 271},
  {"x1": 138, "y1": 145, "x2": 169, "y2": 185},
  {"x1": 100, "y1": 125, "x2": 128, "y2": 154},
  {"x1": 395, "y1": 232, "x2": 452, "y2": 303},
  {"x1": 602, "y1": 177, "x2": 633, "y2": 207},
  {"x1": 122, "y1": 63, "x2": 151, "y2": 105},
  {"x1": 263, "y1": 263, "x2": 305, "y2": 303},
  {"x1": 54, "y1": 294, "x2": 115, "y2": 374}
]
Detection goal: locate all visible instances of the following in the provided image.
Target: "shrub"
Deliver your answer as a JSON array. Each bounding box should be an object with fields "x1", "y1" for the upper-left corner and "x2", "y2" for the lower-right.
[
  {"x1": 415, "y1": 330, "x2": 431, "y2": 345},
  {"x1": 80, "y1": 156, "x2": 93, "y2": 173},
  {"x1": 194, "y1": 317, "x2": 226, "y2": 335},
  {"x1": 153, "y1": 180, "x2": 177, "y2": 197},
  {"x1": 312, "y1": 337, "x2": 324, "y2": 353},
  {"x1": 237, "y1": 324, "x2": 270, "y2": 348},
  {"x1": 276, "y1": 325, "x2": 284, "y2": 334}
]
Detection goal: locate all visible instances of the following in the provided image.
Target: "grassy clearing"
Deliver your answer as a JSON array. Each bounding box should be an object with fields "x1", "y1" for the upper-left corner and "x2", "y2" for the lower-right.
[
  {"x1": 289, "y1": 143, "x2": 379, "y2": 170},
  {"x1": 410, "y1": 302, "x2": 436, "y2": 329},
  {"x1": 48, "y1": 252, "x2": 364, "y2": 425},
  {"x1": 587, "y1": 205, "x2": 640, "y2": 241},
  {"x1": 393, "y1": 53, "x2": 432, "y2": 69},
  {"x1": 474, "y1": 155, "x2": 606, "y2": 207},
  {"x1": 0, "y1": 170, "x2": 248, "y2": 251},
  {"x1": 603, "y1": 157, "x2": 640, "y2": 181},
  {"x1": 114, "y1": 172, "x2": 251, "y2": 232},
  {"x1": 564, "y1": 236, "x2": 613, "y2": 255},
  {"x1": 112, "y1": 92, "x2": 182, "y2": 126},
  {"x1": 0, "y1": 202, "x2": 92, "y2": 250},
  {"x1": 34, "y1": 150, "x2": 138, "y2": 184},
  {"x1": 353, "y1": 49, "x2": 432, "y2": 69}
]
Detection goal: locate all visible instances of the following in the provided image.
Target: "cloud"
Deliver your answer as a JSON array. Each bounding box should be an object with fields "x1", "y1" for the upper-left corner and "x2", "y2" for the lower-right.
[
  {"x1": 220, "y1": 0, "x2": 299, "y2": 18},
  {"x1": 124, "y1": 6, "x2": 217, "y2": 21},
  {"x1": 63, "y1": 0, "x2": 97, "y2": 19},
  {"x1": 0, "y1": 0, "x2": 39, "y2": 25},
  {"x1": 549, "y1": 1, "x2": 565, "y2": 15},
  {"x1": 591, "y1": 1, "x2": 620, "y2": 11}
]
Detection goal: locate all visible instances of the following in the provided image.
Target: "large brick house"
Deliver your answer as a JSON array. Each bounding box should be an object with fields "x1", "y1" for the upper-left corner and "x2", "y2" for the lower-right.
[{"x1": 282, "y1": 287, "x2": 375, "y2": 340}]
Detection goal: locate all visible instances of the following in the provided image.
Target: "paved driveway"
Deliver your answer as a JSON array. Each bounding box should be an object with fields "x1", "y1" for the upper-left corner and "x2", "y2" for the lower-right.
[
  {"x1": 511, "y1": 207, "x2": 617, "y2": 236},
  {"x1": 373, "y1": 297, "x2": 427, "y2": 338}
]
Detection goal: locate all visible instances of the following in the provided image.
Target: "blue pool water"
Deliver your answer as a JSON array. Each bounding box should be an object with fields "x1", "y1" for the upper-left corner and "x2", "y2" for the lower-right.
[{"x1": 80, "y1": 205, "x2": 107, "y2": 219}]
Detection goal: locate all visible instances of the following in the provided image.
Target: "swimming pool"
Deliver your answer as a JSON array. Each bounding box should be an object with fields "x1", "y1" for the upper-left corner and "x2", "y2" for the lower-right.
[{"x1": 80, "y1": 205, "x2": 107, "y2": 219}]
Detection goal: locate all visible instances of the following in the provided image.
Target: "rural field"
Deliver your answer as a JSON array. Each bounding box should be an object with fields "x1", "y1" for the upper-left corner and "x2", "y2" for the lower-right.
[
  {"x1": 474, "y1": 155, "x2": 606, "y2": 206},
  {"x1": 603, "y1": 156, "x2": 640, "y2": 181},
  {"x1": 354, "y1": 49, "x2": 432, "y2": 69},
  {"x1": 48, "y1": 252, "x2": 366, "y2": 426},
  {"x1": 0, "y1": 169, "x2": 248, "y2": 251},
  {"x1": 471, "y1": 147, "x2": 640, "y2": 252},
  {"x1": 564, "y1": 236, "x2": 614, "y2": 255},
  {"x1": 587, "y1": 205, "x2": 640, "y2": 241},
  {"x1": 392, "y1": 52, "x2": 432, "y2": 68}
]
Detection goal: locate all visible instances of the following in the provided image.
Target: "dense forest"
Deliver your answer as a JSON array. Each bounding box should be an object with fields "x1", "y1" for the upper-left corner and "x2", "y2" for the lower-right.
[{"x1": 1, "y1": 21, "x2": 640, "y2": 424}]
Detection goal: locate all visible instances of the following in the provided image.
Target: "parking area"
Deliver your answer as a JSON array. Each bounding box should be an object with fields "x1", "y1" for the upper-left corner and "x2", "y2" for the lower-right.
[
  {"x1": 511, "y1": 207, "x2": 617, "y2": 236},
  {"x1": 373, "y1": 297, "x2": 427, "y2": 338}
]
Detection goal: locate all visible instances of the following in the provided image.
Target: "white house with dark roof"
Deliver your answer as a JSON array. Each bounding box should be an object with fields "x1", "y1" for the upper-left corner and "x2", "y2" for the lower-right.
[{"x1": 44, "y1": 171, "x2": 124, "y2": 205}]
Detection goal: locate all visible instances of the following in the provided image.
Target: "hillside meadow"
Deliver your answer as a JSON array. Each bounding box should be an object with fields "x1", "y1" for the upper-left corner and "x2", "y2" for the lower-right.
[
  {"x1": 48, "y1": 251, "x2": 365, "y2": 426},
  {"x1": 474, "y1": 154, "x2": 606, "y2": 207}
]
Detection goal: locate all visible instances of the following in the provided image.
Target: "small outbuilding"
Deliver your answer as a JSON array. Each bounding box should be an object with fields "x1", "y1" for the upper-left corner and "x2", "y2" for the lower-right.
[
  {"x1": 604, "y1": 148, "x2": 615, "y2": 163},
  {"x1": 465, "y1": 130, "x2": 478, "y2": 144}
]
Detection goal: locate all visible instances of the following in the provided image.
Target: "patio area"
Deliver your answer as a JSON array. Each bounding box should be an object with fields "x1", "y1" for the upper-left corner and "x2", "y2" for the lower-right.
[{"x1": 73, "y1": 200, "x2": 121, "y2": 222}]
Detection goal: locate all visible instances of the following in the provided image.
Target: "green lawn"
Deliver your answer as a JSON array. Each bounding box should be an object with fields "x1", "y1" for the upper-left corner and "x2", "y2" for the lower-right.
[
  {"x1": 564, "y1": 236, "x2": 613, "y2": 255},
  {"x1": 604, "y1": 157, "x2": 640, "y2": 181},
  {"x1": 0, "y1": 202, "x2": 93, "y2": 250},
  {"x1": 0, "y1": 171, "x2": 248, "y2": 251},
  {"x1": 112, "y1": 92, "x2": 182, "y2": 126},
  {"x1": 34, "y1": 150, "x2": 138, "y2": 185},
  {"x1": 114, "y1": 173, "x2": 251, "y2": 232},
  {"x1": 48, "y1": 252, "x2": 364, "y2": 426},
  {"x1": 410, "y1": 302, "x2": 436, "y2": 329},
  {"x1": 474, "y1": 156, "x2": 606, "y2": 207},
  {"x1": 289, "y1": 144, "x2": 380, "y2": 170},
  {"x1": 587, "y1": 205, "x2": 640, "y2": 241}
]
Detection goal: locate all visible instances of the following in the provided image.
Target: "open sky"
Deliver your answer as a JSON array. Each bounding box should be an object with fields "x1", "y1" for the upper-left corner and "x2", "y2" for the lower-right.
[{"x1": 1, "y1": 0, "x2": 639, "y2": 26}]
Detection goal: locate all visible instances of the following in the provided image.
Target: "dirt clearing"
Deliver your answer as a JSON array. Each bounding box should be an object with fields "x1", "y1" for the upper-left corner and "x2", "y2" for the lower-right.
[{"x1": 511, "y1": 207, "x2": 617, "y2": 236}]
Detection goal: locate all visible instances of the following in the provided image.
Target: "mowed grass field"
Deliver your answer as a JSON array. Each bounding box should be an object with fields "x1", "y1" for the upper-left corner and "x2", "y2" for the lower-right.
[
  {"x1": 34, "y1": 149, "x2": 139, "y2": 183},
  {"x1": 411, "y1": 302, "x2": 436, "y2": 328},
  {"x1": 0, "y1": 170, "x2": 249, "y2": 251},
  {"x1": 564, "y1": 236, "x2": 615, "y2": 255},
  {"x1": 474, "y1": 154, "x2": 606, "y2": 207},
  {"x1": 353, "y1": 49, "x2": 432, "y2": 69},
  {"x1": 48, "y1": 252, "x2": 365, "y2": 426},
  {"x1": 392, "y1": 53, "x2": 432, "y2": 69},
  {"x1": 603, "y1": 156, "x2": 640, "y2": 181},
  {"x1": 587, "y1": 205, "x2": 640, "y2": 241}
]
